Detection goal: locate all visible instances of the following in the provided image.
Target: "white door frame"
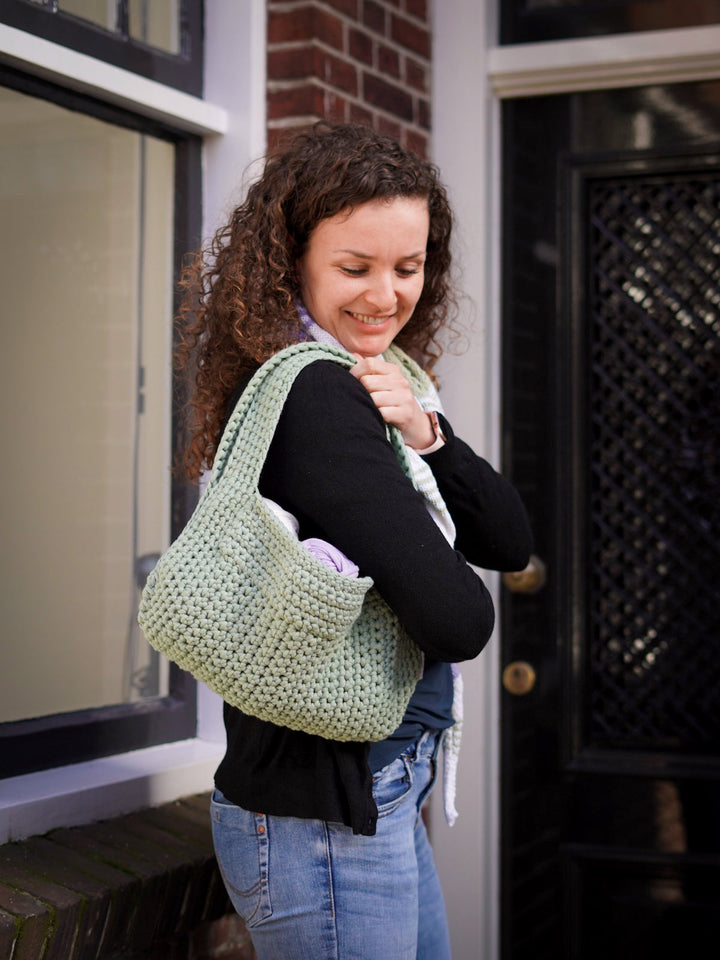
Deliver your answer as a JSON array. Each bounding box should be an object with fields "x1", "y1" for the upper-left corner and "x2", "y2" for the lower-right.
[{"x1": 431, "y1": 8, "x2": 720, "y2": 959}]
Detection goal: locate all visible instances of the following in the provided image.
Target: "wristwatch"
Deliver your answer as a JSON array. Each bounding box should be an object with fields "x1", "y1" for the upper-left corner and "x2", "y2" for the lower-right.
[
  {"x1": 428, "y1": 410, "x2": 447, "y2": 443},
  {"x1": 412, "y1": 410, "x2": 446, "y2": 454}
]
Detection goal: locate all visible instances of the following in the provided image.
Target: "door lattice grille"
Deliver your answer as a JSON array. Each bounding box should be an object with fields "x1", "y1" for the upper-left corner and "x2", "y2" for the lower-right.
[{"x1": 588, "y1": 172, "x2": 720, "y2": 752}]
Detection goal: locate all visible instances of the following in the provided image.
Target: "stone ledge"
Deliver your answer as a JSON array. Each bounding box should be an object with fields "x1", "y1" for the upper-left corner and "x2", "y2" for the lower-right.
[{"x1": 0, "y1": 792, "x2": 255, "y2": 960}]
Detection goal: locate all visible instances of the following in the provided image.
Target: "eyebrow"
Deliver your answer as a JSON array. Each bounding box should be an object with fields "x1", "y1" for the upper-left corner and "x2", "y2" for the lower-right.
[{"x1": 335, "y1": 248, "x2": 427, "y2": 259}]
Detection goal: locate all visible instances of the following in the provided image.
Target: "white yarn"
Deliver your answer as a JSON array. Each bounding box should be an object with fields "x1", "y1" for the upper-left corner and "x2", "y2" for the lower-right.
[{"x1": 299, "y1": 307, "x2": 464, "y2": 825}]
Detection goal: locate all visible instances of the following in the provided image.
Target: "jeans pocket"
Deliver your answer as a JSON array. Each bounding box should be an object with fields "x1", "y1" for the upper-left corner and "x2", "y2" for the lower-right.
[
  {"x1": 210, "y1": 792, "x2": 272, "y2": 927},
  {"x1": 373, "y1": 756, "x2": 413, "y2": 818}
]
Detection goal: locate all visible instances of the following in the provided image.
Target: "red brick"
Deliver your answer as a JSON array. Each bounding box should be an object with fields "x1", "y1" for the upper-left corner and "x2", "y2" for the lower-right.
[
  {"x1": 325, "y1": 0, "x2": 359, "y2": 17},
  {"x1": 391, "y1": 12, "x2": 430, "y2": 57},
  {"x1": 268, "y1": 44, "x2": 358, "y2": 97},
  {"x1": 23, "y1": 837, "x2": 137, "y2": 958},
  {"x1": 0, "y1": 862, "x2": 86, "y2": 960},
  {"x1": 404, "y1": 0, "x2": 427, "y2": 19},
  {"x1": 0, "y1": 795, "x2": 234, "y2": 960},
  {"x1": 363, "y1": 72, "x2": 413, "y2": 121},
  {"x1": 138, "y1": 805, "x2": 216, "y2": 849},
  {"x1": 416, "y1": 96, "x2": 430, "y2": 130},
  {"x1": 405, "y1": 128, "x2": 428, "y2": 158},
  {"x1": 376, "y1": 114, "x2": 403, "y2": 140},
  {"x1": 0, "y1": 884, "x2": 50, "y2": 959},
  {"x1": 362, "y1": 0, "x2": 387, "y2": 34},
  {"x1": 348, "y1": 27, "x2": 373, "y2": 64},
  {"x1": 314, "y1": 6, "x2": 345, "y2": 50},
  {"x1": 322, "y1": 50, "x2": 359, "y2": 95},
  {"x1": 268, "y1": 6, "x2": 312, "y2": 43},
  {"x1": 176, "y1": 793, "x2": 215, "y2": 820},
  {"x1": 267, "y1": 84, "x2": 325, "y2": 119},
  {"x1": 378, "y1": 43, "x2": 400, "y2": 77},
  {"x1": 268, "y1": 5, "x2": 343, "y2": 49},
  {"x1": 120, "y1": 813, "x2": 213, "y2": 864},
  {"x1": 324, "y1": 91, "x2": 350, "y2": 122},
  {"x1": 0, "y1": 910, "x2": 18, "y2": 960},
  {"x1": 267, "y1": 44, "x2": 317, "y2": 81},
  {"x1": 349, "y1": 102, "x2": 374, "y2": 126},
  {"x1": 405, "y1": 56, "x2": 427, "y2": 92},
  {"x1": 267, "y1": 125, "x2": 303, "y2": 154},
  {"x1": 1, "y1": 843, "x2": 123, "y2": 960}
]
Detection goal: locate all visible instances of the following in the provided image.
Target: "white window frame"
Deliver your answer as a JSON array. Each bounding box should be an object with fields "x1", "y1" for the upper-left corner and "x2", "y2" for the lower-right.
[
  {"x1": 0, "y1": 0, "x2": 267, "y2": 846},
  {"x1": 431, "y1": 8, "x2": 720, "y2": 960}
]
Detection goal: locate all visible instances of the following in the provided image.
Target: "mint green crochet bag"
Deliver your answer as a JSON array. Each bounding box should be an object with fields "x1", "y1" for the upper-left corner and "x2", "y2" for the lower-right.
[{"x1": 138, "y1": 342, "x2": 424, "y2": 742}]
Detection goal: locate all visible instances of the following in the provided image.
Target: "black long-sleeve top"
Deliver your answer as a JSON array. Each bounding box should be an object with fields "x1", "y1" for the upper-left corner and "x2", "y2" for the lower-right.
[{"x1": 214, "y1": 360, "x2": 532, "y2": 835}]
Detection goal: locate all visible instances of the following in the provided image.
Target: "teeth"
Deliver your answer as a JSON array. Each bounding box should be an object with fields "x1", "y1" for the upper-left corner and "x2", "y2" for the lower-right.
[{"x1": 350, "y1": 312, "x2": 390, "y2": 325}]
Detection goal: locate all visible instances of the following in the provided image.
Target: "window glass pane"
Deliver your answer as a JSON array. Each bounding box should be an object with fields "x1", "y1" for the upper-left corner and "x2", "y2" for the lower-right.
[
  {"x1": 59, "y1": 0, "x2": 118, "y2": 32},
  {"x1": 129, "y1": 0, "x2": 180, "y2": 54},
  {"x1": 0, "y1": 86, "x2": 174, "y2": 722},
  {"x1": 6, "y1": 1, "x2": 202, "y2": 95},
  {"x1": 501, "y1": 0, "x2": 720, "y2": 43}
]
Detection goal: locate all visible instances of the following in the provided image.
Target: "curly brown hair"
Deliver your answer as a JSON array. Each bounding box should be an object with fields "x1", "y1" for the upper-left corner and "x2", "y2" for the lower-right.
[{"x1": 177, "y1": 122, "x2": 457, "y2": 479}]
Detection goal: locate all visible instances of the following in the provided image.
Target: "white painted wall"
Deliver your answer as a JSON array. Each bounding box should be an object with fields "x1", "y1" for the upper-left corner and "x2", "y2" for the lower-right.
[
  {"x1": 430, "y1": 3, "x2": 501, "y2": 959},
  {"x1": 203, "y1": 0, "x2": 267, "y2": 241}
]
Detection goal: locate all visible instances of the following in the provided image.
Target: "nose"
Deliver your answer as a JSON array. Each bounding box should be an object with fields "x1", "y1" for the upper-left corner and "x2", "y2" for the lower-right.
[{"x1": 365, "y1": 270, "x2": 398, "y2": 314}]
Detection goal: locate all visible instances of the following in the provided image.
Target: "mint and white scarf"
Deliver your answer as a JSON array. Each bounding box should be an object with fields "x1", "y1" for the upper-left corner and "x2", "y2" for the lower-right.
[{"x1": 297, "y1": 303, "x2": 464, "y2": 825}]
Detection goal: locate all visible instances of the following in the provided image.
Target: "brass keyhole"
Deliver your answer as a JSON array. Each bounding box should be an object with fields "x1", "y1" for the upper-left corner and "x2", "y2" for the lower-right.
[{"x1": 502, "y1": 661, "x2": 536, "y2": 696}]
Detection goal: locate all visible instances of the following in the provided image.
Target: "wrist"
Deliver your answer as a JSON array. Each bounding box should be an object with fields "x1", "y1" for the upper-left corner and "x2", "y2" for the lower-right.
[{"x1": 408, "y1": 410, "x2": 446, "y2": 453}]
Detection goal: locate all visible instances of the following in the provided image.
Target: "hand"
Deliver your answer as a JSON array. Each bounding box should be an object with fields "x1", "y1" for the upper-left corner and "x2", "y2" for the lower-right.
[{"x1": 350, "y1": 355, "x2": 436, "y2": 450}]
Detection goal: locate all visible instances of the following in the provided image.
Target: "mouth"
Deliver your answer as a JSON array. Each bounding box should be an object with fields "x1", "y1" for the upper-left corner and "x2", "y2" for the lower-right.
[{"x1": 348, "y1": 311, "x2": 394, "y2": 326}]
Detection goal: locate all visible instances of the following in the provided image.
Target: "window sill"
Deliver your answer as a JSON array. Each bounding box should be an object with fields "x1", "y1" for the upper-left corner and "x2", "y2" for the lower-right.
[
  {"x1": 0, "y1": 736, "x2": 225, "y2": 845},
  {"x1": 488, "y1": 24, "x2": 720, "y2": 98},
  {"x1": 0, "y1": 22, "x2": 228, "y2": 135}
]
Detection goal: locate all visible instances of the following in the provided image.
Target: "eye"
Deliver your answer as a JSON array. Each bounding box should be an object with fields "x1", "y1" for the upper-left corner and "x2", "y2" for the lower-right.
[
  {"x1": 396, "y1": 264, "x2": 423, "y2": 277},
  {"x1": 341, "y1": 266, "x2": 367, "y2": 277}
]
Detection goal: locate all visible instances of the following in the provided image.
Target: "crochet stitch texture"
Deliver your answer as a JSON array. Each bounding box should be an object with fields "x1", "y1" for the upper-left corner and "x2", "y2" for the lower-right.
[{"x1": 138, "y1": 342, "x2": 427, "y2": 741}]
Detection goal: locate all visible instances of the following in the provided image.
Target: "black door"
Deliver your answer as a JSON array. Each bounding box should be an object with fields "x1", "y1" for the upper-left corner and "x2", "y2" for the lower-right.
[{"x1": 501, "y1": 81, "x2": 720, "y2": 960}]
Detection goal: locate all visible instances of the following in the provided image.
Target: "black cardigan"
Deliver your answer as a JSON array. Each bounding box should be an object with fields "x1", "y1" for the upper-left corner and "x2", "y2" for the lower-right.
[{"x1": 214, "y1": 360, "x2": 532, "y2": 835}]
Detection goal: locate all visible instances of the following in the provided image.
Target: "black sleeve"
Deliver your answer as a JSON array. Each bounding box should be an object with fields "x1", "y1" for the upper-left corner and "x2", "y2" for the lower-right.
[
  {"x1": 421, "y1": 414, "x2": 533, "y2": 572},
  {"x1": 259, "y1": 361, "x2": 512, "y2": 662}
]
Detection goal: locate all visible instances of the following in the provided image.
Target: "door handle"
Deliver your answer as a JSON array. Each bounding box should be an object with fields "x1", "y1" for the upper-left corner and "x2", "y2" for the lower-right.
[
  {"x1": 502, "y1": 661, "x2": 537, "y2": 696},
  {"x1": 502, "y1": 554, "x2": 547, "y2": 594}
]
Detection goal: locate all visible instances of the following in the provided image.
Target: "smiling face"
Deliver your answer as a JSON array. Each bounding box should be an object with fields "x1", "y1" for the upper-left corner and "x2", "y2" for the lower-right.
[{"x1": 298, "y1": 196, "x2": 430, "y2": 357}]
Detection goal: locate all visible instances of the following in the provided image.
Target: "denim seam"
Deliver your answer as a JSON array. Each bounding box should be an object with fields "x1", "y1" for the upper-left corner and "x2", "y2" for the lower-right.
[
  {"x1": 256, "y1": 814, "x2": 272, "y2": 922},
  {"x1": 322, "y1": 820, "x2": 340, "y2": 959},
  {"x1": 210, "y1": 802, "x2": 272, "y2": 926},
  {"x1": 376, "y1": 755, "x2": 414, "y2": 820},
  {"x1": 213, "y1": 844, "x2": 267, "y2": 924}
]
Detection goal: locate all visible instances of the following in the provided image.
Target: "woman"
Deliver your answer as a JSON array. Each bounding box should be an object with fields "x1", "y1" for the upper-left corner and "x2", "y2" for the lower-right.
[{"x1": 177, "y1": 123, "x2": 532, "y2": 959}]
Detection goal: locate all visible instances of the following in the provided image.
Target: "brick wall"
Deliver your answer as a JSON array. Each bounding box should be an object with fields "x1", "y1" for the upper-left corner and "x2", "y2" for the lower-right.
[
  {"x1": 0, "y1": 794, "x2": 254, "y2": 960},
  {"x1": 267, "y1": 0, "x2": 431, "y2": 156}
]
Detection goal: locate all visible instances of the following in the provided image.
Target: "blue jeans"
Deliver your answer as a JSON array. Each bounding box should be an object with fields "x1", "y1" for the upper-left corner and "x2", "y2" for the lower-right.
[{"x1": 211, "y1": 730, "x2": 452, "y2": 960}]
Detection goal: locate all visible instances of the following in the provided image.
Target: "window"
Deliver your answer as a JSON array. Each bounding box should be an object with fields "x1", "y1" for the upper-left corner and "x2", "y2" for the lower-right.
[
  {"x1": 0, "y1": 67, "x2": 201, "y2": 777},
  {"x1": 500, "y1": 0, "x2": 720, "y2": 44},
  {"x1": 1, "y1": 0, "x2": 202, "y2": 94}
]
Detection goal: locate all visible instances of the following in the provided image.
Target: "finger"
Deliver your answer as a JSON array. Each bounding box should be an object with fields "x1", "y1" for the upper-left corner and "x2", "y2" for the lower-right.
[
  {"x1": 352, "y1": 356, "x2": 392, "y2": 376},
  {"x1": 373, "y1": 404, "x2": 418, "y2": 433},
  {"x1": 349, "y1": 356, "x2": 375, "y2": 379},
  {"x1": 363, "y1": 389, "x2": 410, "y2": 408},
  {"x1": 356, "y1": 373, "x2": 408, "y2": 394}
]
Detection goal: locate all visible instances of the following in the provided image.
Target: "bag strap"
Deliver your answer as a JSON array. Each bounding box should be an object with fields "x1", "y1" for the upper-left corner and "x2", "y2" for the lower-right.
[{"x1": 208, "y1": 342, "x2": 414, "y2": 496}]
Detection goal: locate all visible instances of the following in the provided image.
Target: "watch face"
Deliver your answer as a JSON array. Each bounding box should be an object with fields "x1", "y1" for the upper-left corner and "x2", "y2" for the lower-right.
[{"x1": 430, "y1": 411, "x2": 446, "y2": 442}]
